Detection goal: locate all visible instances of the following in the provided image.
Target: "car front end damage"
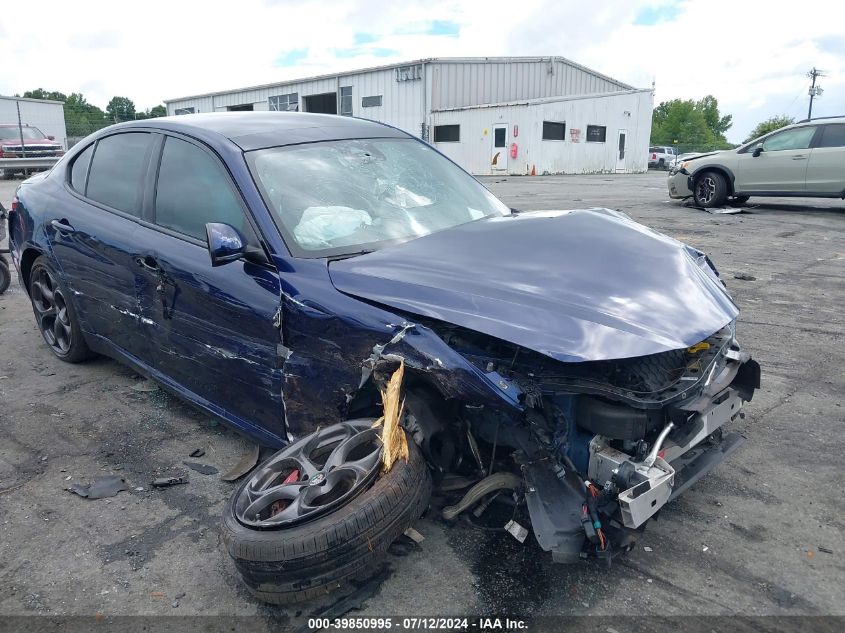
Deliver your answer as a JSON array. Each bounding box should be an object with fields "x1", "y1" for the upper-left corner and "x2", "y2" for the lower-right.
[
  {"x1": 409, "y1": 319, "x2": 760, "y2": 563},
  {"x1": 318, "y1": 207, "x2": 760, "y2": 565}
]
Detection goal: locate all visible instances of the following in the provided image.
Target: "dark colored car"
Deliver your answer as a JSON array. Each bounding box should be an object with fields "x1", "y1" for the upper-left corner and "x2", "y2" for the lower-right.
[
  {"x1": 7, "y1": 113, "x2": 759, "y2": 603},
  {"x1": 0, "y1": 124, "x2": 64, "y2": 179}
]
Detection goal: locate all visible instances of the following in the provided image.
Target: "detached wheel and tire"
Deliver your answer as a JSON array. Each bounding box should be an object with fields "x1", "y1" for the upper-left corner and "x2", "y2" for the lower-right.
[
  {"x1": 222, "y1": 419, "x2": 432, "y2": 605},
  {"x1": 693, "y1": 171, "x2": 728, "y2": 208},
  {"x1": 28, "y1": 256, "x2": 92, "y2": 362}
]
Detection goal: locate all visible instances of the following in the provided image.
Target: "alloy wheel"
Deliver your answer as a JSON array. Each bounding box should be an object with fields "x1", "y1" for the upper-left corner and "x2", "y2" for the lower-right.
[
  {"x1": 30, "y1": 267, "x2": 73, "y2": 355},
  {"x1": 235, "y1": 420, "x2": 383, "y2": 528},
  {"x1": 696, "y1": 176, "x2": 716, "y2": 205}
]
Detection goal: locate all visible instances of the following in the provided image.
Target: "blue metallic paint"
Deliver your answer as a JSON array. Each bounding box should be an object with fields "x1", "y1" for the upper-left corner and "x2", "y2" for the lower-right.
[{"x1": 8, "y1": 113, "x2": 737, "y2": 450}]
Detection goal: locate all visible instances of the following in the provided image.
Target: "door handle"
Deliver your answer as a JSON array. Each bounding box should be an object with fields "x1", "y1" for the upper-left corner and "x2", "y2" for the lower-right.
[
  {"x1": 792, "y1": 155, "x2": 808, "y2": 160},
  {"x1": 50, "y1": 219, "x2": 75, "y2": 233},
  {"x1": 134, "y1": 255, "x2": 160, "y2": 271}
]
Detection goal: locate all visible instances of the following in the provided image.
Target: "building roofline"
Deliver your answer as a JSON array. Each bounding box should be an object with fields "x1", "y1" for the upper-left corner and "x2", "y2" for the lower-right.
[
  {"x1": 164, "y1": 56, "x2": 634, "y2": 103},
  {"x1": 431, "y1": 88, "x2": 652, "y2": 113},
  {"x1": 0, "y1": 94, "x2": 65, "y2": 106}
]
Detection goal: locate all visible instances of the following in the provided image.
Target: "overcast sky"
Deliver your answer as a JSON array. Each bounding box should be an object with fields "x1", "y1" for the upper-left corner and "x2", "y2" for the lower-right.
[{"x1": 1, "y1": 0, "x2": 842, "y2": 142}]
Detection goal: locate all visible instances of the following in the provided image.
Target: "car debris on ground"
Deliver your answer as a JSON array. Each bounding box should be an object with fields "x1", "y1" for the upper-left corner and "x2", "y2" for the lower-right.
[{"x1": 66, "y1": 475, "x2": 127, "y2": 500}]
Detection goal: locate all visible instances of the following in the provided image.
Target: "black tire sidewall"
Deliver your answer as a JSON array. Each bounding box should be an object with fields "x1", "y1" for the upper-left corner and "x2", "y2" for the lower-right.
[
  {"x1": 0, "y1": 261, "x2": 10, "y2": 294},
  {"x1": 29, "y1": 256, "x2": 91, "y2": 363}
]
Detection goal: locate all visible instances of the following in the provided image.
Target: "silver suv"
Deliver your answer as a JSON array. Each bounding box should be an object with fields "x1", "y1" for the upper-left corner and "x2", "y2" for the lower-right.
[{"x1": 668, "y1": 116, "x2": 845, "y2": 207}]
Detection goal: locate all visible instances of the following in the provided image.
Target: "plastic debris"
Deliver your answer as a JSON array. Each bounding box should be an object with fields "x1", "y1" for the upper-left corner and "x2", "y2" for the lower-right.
[
  {"x1": 733, "y1": 272, "x2": 757, "y2": 281},
  {"x1": 189, "y1": 449, "x2": 205, "y2": 458},
  {"x1": 221, "y1": 444, "x2": 260, "y2": 482},
  {"x1": 183, "y1": 461, "x2": 219, "y2": 475},
  {"x1": 151, "y1": 476, "x2": 188, "y2": 488},
  {"x1": 643, "y1": 546, "x2": 653, "y2": 552},
  {"x1": 66, "y1": 475, "x2": 127, "y2": 500},
  {"x1": 505, "y1": 519, "x2": 529, "y2": 543},
  {"x1": 818, "y1": 546, "x2": 833, "y2": 554},
  {"x1": 403, "y1": 527, "x2": 425, "y2": 544}
]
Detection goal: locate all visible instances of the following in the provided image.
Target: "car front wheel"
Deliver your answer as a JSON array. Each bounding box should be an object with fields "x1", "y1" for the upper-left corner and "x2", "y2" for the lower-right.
[{"x1": 693, "y1": 171, "x2": 728, "y2": 208}]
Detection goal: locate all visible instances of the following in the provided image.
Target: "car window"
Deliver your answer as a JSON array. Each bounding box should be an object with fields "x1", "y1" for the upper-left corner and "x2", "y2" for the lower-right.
[
  {"x1": 762, "y1": 126, "x2": 816, "y2": 152},
  {"x1": 818, "y1": 124, "x2": 845, "y2": 148},
  {"x1": 0, "y1": 126, "x2": 46, "y2": 140},
  {"x1": 155, "y1": 136, "x2": 250, "y2": 241},
  {"x1": 69, "y1": 144, "x2": 94, "y2": 194},
  {"x1": 86, "y1": 133, "x2": 154, "y2": 215},
  {"x1": 249, "y1": 137, "x2": 509, "y2": 256}
]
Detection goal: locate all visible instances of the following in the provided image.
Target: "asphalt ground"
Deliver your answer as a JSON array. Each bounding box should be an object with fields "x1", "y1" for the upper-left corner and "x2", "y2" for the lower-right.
[{"x1": 0, "y1": 171, "x2": 843, "y2": 631}]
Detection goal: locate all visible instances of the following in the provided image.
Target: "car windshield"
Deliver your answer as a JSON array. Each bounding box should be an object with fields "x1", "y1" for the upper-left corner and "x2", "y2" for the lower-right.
[
  {"x1": 248, "y1": 138, "x2": 510, "y2": 257},
  {"x1": 0, "y1": 126, "x2": 46, "y2": 140}
]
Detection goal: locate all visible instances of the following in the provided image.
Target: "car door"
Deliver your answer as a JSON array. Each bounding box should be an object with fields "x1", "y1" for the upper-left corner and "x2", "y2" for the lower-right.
[
  {"x1": 131, "y1": 133, "x2": 286, "y2": 440},
  {"x1": 735, "y1": 125, "x2": 817, "y2": 192},
  {"x1": 805, "y1": 123, "x2": 845, "y2": 193},
  {"x1": 49, "y1": 132, "x2": 156, "y2": 360}
]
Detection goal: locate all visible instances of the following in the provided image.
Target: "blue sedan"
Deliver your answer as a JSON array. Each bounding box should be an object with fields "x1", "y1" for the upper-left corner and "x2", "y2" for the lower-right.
[{"x1": 7, "y1": 113, "x2": 759, "y2": 598}]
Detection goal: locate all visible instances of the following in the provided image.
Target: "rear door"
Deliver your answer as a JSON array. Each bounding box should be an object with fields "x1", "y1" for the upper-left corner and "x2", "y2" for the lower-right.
[
  {"x1": 49, "y1": 132, "x2": 156, "y2": 360},
  {"x1": 736, "y1": 125, "x2": 817, "y2": 192},
  {"x1": 131, "y1": 133, "x2": 286, "y2": 439},
  {"x1": 805, "y1": 123, "x2": 845, "y2": 193}
]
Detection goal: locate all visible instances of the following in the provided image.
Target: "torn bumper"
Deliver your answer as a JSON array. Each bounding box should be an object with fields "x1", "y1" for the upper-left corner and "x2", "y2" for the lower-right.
[{"x1": 668, "y1": 170, "x2": 693, "y2": 199}]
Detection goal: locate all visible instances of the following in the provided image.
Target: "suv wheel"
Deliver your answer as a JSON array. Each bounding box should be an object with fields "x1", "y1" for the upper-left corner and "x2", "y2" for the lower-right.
[{"x1": 693, "y1": 171, "x2": 728, "y2": 208}]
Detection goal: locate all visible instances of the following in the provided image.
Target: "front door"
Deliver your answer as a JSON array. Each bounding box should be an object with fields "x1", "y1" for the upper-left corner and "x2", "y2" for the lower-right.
[
  {"x1": 492, "y1": 124, "x2": 508, "y2": 171},
  {"x1": 133, "y1": 134, "x2": 286, "y2": 442},
  {"x1": 616, "y1": 130, "x2": 627, "y2": 172},
  {"x1": 736, "y1": 125, "x2": 817, "y2": 192}
]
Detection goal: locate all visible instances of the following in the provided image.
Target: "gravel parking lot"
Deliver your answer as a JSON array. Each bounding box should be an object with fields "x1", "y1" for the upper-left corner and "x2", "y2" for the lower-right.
[{"x1": 1, "y1": 171, "x2": 843, "y2": 629}]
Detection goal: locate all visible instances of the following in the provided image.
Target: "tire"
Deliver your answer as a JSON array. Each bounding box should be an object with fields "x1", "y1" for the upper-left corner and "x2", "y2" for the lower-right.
[
  {"x1": 0, "y1": 260, "x2": 10, "y2": 294},
  {"x1": 28, "y1": 256, "x2": 93, "y2": 362},
  {"x1": 693, "y1": 171, "x2": 728, "y2": 208},
  {"x1": 657, "y1": 159, "x2": 665, "y2": 170},
  {"x1": 222, "y1": 422, "x2": 432, "y2": 605}
]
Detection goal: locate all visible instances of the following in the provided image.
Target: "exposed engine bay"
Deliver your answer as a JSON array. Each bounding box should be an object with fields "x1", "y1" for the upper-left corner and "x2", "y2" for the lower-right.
[{"x1": 383, "y1": 319, "x2": 761, "y2": 564}]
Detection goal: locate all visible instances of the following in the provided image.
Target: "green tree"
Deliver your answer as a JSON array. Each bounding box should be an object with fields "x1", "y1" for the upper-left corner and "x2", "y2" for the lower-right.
[
  {"x1": 106, "y1": 96, "x2": 136, "y2": 122},
  {"x1": 149, "y1": 105, "x2": 167, "y2": 118},
  {"x1": 651, "y1": 96, "x2": 734, "y2": 152},
  {"x1": 743, "y1": 115, "x2": 794, "y2": 143},
  {"x1": 23, "y1": 88, "x2": 67, "y2": 102}
]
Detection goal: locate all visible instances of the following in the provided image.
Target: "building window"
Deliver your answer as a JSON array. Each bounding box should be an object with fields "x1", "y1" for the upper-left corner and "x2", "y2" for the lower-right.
[
  {"x1": 586, "y1": 125, "x2": 607, "y2": 142},
  {"x1": 269, "y1": 93, "x2": 299, "y2": 112},
  {"x1": 174, "y1": 107, "x2": 195, "y2": 115},
  {"x1": 395, "y1": 65, "x2": 422, "y2": 82},
  {"x1": 361, "y1": 95, "x2": 382, "y2": 108},
  {"x1": 433, "y1": 125, "x2": 460, "y2": 143},
  {"x1": 542, "y1": 121, "x2": 566, "y2": 141},
  {"x1": 340, "y1": 86, "x2": 353, "y2": 116}
]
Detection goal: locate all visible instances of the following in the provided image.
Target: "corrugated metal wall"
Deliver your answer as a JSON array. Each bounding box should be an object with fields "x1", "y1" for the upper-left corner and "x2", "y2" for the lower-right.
[
  {"x1": 429, "y1": 59, "x2": 629, "y2": 110},
  {"x1": 0, "y1": 98, "x2": 68, "y2": 149},
  {"x1": 430, "y1": 90, "x2": 653, "y2": 176},
  {"x1": 166, "y1": 68, "x2": 426, "y2": 137}
]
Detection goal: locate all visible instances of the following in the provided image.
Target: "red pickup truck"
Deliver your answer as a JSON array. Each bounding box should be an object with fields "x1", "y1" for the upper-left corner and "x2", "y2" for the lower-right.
[{"x1": 0, "y1": 124, "x2": 64, "y2": 179}]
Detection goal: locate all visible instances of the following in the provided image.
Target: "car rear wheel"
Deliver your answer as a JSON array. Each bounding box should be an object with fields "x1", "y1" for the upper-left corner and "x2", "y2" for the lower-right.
[
  {"x1": 0, "y1": 260, "x2": 10, "y2": 294},
  {"x1": 28, "y1": 256, "x2": 93, "y2": 363},
  {"x1": 693, "y1": 171, "x2": 728, "y2": 208},
  {"x1": 222, "y1": 419, "x2": 432, "y2": 604}
]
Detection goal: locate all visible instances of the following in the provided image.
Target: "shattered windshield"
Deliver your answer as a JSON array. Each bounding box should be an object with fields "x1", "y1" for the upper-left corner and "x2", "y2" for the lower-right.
[{"x1": 248, "y1": 138, "x2": 510, "y2": 256}]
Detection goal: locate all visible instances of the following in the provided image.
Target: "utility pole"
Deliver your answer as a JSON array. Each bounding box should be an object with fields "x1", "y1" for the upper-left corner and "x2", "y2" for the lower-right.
[{"x1": 807, "y1": 67, "x2": 825, "y2": 120}]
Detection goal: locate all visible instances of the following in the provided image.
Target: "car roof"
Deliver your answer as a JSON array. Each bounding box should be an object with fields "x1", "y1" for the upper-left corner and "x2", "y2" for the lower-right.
[{"x1": 110, "y1": 112, "x2": 411, "y2": 152}]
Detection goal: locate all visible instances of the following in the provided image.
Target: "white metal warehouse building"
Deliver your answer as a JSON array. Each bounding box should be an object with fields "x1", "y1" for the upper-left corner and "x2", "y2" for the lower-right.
[
  {"x1": 165, "y1": 57, "x2": 653, "y2": 176},
  {"x1": 0, "y1": 95, "x2": 68, "y2": 149}
]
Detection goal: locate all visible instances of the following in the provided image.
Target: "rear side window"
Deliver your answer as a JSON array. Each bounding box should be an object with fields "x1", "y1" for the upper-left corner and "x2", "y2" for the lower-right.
[
  {"x1": 818, "y1": 124, "x2": 845, "y2": 148},
  {"x1": 86, "y1": 133, "x2": 154, "y2": 215},
  {"x1": 154, "y1": 136, "x2": 248, "y2": 241},
  {"x1": 69, "y1": 144, "x2": 94, "y2": 193}
]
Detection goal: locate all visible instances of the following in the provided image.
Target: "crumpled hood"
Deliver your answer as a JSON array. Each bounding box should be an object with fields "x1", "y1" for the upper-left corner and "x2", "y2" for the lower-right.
[{"x1": 329, "y1": 209, "x2": 738, "y2": 362}]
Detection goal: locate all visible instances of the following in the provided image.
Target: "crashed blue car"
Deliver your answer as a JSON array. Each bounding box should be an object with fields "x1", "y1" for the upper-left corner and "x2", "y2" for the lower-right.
[{"x1": 8, "y1": 113, "x2": 760, "y2": 604}]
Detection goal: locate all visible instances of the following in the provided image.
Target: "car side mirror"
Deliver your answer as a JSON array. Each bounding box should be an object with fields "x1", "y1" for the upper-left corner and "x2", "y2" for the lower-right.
[
  {"x1": 47, "y1": 135, "x2": 56, "y2": 141},
  {"x1": 752, "y1": 146, "x2": 764, "y2": 157},
  {"x1": 206, "y1": 222, "x2": 247, "y2": 267}
]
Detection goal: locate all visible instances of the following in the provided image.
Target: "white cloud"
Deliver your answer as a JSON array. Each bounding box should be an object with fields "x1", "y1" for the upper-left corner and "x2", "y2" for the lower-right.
[{"x1": 0, "y1": 0, "x2": 841, "y2": 141}]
